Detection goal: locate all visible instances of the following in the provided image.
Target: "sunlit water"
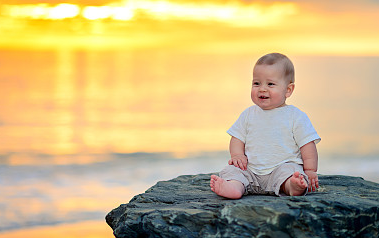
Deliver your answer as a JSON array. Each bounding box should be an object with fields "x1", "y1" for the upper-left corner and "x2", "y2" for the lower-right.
[
  {"x1": 0, "y1": 152, "x2": 228, "y2": 234},
  {"x1": 1, "y1": 48, "x2": 379, "y2": 236}
]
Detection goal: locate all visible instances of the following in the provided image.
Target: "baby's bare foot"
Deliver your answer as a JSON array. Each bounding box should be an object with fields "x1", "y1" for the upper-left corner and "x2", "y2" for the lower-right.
[
  {"x1": 285, "y1": 171, "x2": 308, "y2": 196},
  {"x1": 210, "y1": 175, "x2": 244, "y2": 199}
]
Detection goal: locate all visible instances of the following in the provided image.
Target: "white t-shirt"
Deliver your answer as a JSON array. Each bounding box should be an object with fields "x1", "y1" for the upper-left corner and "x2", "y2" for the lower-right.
[{"x1": 227, "y1": 105, "x2": 321, "y2": 175}]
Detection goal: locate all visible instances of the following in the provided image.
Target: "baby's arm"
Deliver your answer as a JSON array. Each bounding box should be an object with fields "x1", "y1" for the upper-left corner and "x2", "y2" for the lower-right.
[
  {"x1": 301, "y1": 141, "x2": 319, "y2": 192},
  {"x1": 228, "y1": 136, "x2": 248, "y2": 171}
]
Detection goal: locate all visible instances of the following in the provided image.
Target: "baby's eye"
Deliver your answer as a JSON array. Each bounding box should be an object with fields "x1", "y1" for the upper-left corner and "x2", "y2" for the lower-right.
[
  {"x1": 268, "y1": 82, "x2": 275, "y2": 86},
  {"x1": 253, "y1": 82, "x2": 260, "y2": 86}
]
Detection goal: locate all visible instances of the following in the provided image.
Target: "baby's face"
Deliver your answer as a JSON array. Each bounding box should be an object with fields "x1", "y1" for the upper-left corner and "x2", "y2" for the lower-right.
[{"x1": 251, "y1": 63, "x2": 293, "y2": 110}]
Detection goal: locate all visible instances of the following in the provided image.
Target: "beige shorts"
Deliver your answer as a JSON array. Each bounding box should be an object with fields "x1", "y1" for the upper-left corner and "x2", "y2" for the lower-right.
[{"x1": 219, "y1": 162, "x2": 308, "y2": 196}]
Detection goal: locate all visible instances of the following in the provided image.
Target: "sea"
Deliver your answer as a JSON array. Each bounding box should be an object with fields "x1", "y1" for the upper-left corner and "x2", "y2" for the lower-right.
[{"x1": 1, "y1": 48, "x2": 379, "y2": 237}]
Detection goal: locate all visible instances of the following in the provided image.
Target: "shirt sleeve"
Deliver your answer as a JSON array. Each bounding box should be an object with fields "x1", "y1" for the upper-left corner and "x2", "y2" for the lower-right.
[
  {"x1": 293, "y1": 109, "x2": 321, "y2": 148},
  {"x1": 227, "y1": 107, "x2": 250, "y2": 144}
]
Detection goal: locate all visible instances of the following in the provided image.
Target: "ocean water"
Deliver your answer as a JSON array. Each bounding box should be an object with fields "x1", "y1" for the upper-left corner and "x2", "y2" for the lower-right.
[
  {"x1": 1, "y1": 49, "x2": 379, "y2": 236},
  {"x1": 0, "y1": 152, "x2": 228, "y2": 233},
  {"x1": 0, "y1": 152, "x2": 378, "y2": 235}
]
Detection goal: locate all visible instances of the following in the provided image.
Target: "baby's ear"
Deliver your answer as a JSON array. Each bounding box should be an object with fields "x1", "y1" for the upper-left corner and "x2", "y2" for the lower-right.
[{"x1": 286, "y1": 83, "x2": 295, "y2": 98}]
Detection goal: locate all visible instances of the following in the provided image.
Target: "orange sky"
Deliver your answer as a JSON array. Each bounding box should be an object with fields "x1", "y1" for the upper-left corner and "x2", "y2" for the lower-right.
[{"x1": 1, "y1": 0, "x2": 379, "y2": 55}]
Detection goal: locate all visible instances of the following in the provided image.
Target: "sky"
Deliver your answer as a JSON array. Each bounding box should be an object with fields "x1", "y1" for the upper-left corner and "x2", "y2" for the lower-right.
[{"x1": 1, "y1": 0, "x2": 379, "y2": 55}]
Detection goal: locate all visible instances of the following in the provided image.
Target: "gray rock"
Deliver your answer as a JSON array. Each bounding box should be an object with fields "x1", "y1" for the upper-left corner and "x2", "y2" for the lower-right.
[{"x1": 106, "y1": 174, "x2": 379, "y2": 238}]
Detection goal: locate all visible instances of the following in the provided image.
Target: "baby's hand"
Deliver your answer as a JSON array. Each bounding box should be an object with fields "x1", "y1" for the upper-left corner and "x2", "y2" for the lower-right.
[
  {"x1": 304, "y1": 170, "x2": 319, "y2": 192},
  {"x1": 228, "y1": 154, "x2": 248, "y2": 171}
]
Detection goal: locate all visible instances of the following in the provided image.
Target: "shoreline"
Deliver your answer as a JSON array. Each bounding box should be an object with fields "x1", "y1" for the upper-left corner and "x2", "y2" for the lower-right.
[
  {"x1": 1, "y1": 154, "x2": 378, "y2": 237},
  {"x1": 0, "y1": 220, "x2": 113, "y2": 238}
]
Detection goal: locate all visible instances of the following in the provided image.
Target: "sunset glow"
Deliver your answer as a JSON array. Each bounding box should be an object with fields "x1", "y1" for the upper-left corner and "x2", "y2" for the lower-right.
[
  {"x1": 1, "y1": 0, "x2": 297, "y2": 26},
  {"x1": 2, "y1": 3, "x2": 80, "y2": 20},
  {"x1": 1, "y1": 0, "x2": 379, "y2": 55}
]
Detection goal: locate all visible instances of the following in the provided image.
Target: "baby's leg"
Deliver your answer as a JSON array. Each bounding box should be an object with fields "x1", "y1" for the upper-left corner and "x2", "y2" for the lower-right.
[
  {"x1": 282, "y1": 171, "x2": 308, "y2": 196},
  {"x1": 210, "y1": 175, "x2": 245, "y2": 199}
]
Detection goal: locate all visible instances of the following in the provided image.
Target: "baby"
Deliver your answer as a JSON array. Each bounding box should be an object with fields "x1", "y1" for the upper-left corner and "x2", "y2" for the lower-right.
[{"x1": 210, "y1": 53, "x2": 321, "y2": 198}]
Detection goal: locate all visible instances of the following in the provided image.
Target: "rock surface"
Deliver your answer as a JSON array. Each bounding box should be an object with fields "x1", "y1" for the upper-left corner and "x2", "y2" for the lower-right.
[{"x1": 106, "y1": 174, "x2": 379, "y2": 238}]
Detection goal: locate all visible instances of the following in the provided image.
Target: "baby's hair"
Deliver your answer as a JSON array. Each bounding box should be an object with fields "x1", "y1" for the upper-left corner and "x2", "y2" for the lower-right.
[{"x1": 255, "y1": 53, "x2": 295, "y2": 83}]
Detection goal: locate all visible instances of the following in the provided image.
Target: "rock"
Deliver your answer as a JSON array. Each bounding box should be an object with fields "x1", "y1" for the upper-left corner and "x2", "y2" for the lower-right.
[{"x1": 106, "y1": 174, "x2": 379, "y2": 238}]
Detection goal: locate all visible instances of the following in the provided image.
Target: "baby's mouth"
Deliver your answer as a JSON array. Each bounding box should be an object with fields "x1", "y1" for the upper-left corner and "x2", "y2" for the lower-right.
[{"x1": 259, "y1": 96, "x2": 269, "y2": 99}]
